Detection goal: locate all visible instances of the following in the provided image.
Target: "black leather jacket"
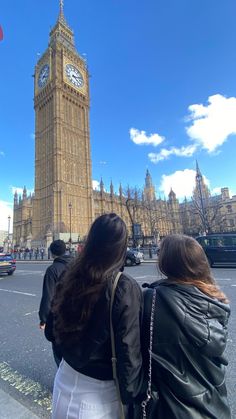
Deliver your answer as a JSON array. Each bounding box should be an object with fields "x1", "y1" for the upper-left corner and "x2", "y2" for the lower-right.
[
  {"x1": 143, "y1": 281, "x2": 231, "y2": 419},
  {"x1": 45, "y1": 273, "x2": 144, "y2": 405},
  {"x1": 39, "y1": 255, "x2": 72, "y2": 324}
]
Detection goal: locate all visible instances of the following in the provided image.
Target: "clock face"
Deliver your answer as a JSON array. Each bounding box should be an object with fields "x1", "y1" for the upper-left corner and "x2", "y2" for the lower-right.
[
  {"x1": 65, "y1": 64, "x2": 84, "y2": 88},
  {"x1": 38, "y1": 64, "x2": 50, "y2": 88}
]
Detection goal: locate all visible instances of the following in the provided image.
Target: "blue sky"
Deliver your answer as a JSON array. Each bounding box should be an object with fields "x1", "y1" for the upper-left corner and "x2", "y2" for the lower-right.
[{"x1": 1, "y1": 0, "x2": 236, "y2": 230}]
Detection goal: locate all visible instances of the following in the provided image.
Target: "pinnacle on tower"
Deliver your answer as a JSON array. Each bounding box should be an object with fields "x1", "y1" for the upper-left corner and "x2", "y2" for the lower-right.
[
  {"x1": 100, "y1": 178, "x2": 104, "y2": 193},
  {"x1": 195, "y1": 160, "x2": 202, "y2": 179},
  {"x1": 145, "y1": 169, "x2": 152, "y2": 188},
  {"x1": 119, "y1": 183, "x2": 123, "y2": 197},
  {"x1": 23, "y1": 186, "x2": 27, "y2": 200},
  {"x1": 168, "y1": 187, "x2": 176, "y2": 201},
  {"x1": 59, "y1": 0, "x2": 64, "y2": 17},
  {"x1": 14, "y1": 190, "x2": 18, "y2": 204},
  {"x1": 49, "y1": 0, "x2": 75, "y2": 50},
  {"x1": 110, "y1": 180, "x2": 114, "y2": 195},
  {"x1": 58, "y1": 0, "x2": 68, "y2": 25}
]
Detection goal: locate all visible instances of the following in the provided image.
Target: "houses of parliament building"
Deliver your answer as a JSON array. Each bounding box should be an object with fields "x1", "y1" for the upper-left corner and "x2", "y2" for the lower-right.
[{"x1": 13, "y1": 4, "x2": 236, "y2": 249}]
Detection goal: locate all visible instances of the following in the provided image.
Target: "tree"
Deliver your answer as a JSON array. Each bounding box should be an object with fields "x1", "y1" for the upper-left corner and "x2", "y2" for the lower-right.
[
  {"x1": 124, "y1": 187, "x2": 143, "y2": 246},
  {"x1": 191, "y1": 195, "x2": 226, "y2": 234}
]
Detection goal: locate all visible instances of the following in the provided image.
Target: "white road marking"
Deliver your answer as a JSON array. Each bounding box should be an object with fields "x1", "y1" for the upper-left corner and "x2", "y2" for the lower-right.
[
  {"x1": 24, "y1": 310, "x2": 38, "y2": 316},
  {"x1": 16, "y1": 269, "x2": 43, "y2": 275},
  {"x1": 0, "y1": 288, "x2": 36, "y2": 296},
  {"x1": 216, "y1": 278, "x2": 232, "y2": 281},
  {"x1": 134, "y1": 275, "x2": 157, "y2": 279},
  {"x1": 231, "y1": 285, "x2": 236, "y2": 287}
]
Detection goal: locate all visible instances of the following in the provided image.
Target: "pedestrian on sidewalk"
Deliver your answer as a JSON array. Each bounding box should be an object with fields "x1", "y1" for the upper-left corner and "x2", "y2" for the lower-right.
[
  {"x1": 45, "y1": 213, "x2": 143, "y2": 419},
  {"x1": 141, "y1": 234, "x2": 231, "y2": 418},
  {"x1": 39, "y1": 239, "x2": 72, "y2": 366}
]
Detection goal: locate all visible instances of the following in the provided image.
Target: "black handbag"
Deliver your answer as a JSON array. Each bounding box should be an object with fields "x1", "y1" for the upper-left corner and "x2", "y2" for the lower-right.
[
  {"x1": 132, "y1": 288, "x2": 159, "y2": 419},
  {"x1": 110, "y1": 271, "x2": 126, "y2": 419}
]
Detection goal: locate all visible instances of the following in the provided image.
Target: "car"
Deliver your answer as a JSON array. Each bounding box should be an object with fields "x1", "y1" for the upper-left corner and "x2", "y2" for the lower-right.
[
  {"x1": 0, "y1": 253, "x2": 16, "y2": 275},
  {"x1": 196, "y1": 234, "x2": 236, "y2": 267},
  {"x1": 125, "y1": 249, "x2": 142, "y2": 266}
]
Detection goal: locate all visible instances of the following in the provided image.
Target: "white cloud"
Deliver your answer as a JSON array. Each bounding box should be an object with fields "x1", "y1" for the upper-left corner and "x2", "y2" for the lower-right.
[
  {"x1": 11, "y1": 186, "x2": 24, "y2": 195},
  {"x1": 10, "y1": 186, "x2": 34, "y2": 196},
  {"x1": 0, "y1": 201, "x2": 13, "y2": 232},
  {"x1": 30, "y1": 133, "x2": 35, "y2": 140},
  {"x1": 159, "y1": 169, "x2": 210, "y2": 200},
  {"x1": 130, "y1": 128, "x2": 164, "y2": 147},
  {"x1": 211, "y1": 187, "x2": 222, "y2": 195},
  {"x1": 92, "y1": 180, "x2": 100, "y2": 191},
  {"x1": 148, "y1": 144, "x2": 197, "y2": 163},
  {"x1": 0, "y1": 151, "x2": 5, "y2": 157},
  {"x1": 186, "y1": 94, "x2": 236, "y2": 152}
]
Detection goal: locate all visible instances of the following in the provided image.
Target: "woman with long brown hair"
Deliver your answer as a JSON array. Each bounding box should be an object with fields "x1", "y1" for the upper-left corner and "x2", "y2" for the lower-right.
[
  {"x1": 142, "y1": 234, "x2": 231, "y2": 418},
  {"x1": 45, "y1": 213, "x2": 143, "y2": 419}
]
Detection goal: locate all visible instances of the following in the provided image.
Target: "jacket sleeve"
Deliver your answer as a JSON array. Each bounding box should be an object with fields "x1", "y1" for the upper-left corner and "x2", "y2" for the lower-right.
[
  {"x1": 38, "y1": 267, "x2": 57, "y2": 324},
  {"x1": 44, "y1": 310, "x2": 55, "y2": 342},
  {"x1": 112, "y1": 275, "x2": 144, "y2": 405}
]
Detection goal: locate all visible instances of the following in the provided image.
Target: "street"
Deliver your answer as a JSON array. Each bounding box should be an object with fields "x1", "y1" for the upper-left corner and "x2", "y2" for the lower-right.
[{"x1": 0, "y1": 262, "x2": 235, "y2": 418}]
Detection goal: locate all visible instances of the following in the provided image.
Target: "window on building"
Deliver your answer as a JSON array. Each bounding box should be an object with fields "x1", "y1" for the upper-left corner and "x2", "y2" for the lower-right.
[{"x1": 226, "y1": 205, "x2": 232, "y2": 213}]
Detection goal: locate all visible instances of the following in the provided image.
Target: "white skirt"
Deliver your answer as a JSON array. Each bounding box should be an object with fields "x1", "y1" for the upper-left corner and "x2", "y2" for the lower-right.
[{"x1": 52, "y1": 360, "x2": 120, "y2": 419}]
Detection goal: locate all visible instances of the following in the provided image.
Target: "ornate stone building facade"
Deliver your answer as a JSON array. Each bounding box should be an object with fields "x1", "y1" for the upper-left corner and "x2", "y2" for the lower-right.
[
  {"x1": 12, "y1": 5, "x2": 236, "y2": 248},
  {"x1": 180, "y1": 163, "x2": 236, "y2": 236}
]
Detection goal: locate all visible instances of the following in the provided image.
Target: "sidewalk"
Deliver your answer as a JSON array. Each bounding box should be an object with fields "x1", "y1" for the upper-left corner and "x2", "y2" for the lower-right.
[
  {"x1": 15, "y1": 255, "x2": 158, "y2": 264},
  {"x1": 0, "y1": 389, "x2": 40, "y2": 419}
]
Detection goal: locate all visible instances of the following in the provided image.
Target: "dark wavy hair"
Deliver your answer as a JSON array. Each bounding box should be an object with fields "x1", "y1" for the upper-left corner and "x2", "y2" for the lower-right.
[
  {"x1": 159, "y1": 234, "x2": 228, "y2": 303},
  {"x1": 52, "y1": 213, "x2": 128, "y2": 344}
]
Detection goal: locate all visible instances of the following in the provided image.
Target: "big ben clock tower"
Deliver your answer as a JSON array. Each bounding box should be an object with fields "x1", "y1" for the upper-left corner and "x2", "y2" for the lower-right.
[{"x1": 33, "y1": 1, "x2": 94, "y2": 242}]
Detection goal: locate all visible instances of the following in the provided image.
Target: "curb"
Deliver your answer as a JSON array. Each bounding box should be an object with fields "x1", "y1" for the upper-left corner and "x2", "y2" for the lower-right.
[{"x1": 0, "y1": 389, "x2": 40, "y2": 418}]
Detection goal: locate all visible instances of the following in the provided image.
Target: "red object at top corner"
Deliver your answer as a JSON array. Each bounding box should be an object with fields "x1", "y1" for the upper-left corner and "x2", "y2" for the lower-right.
[{"x1": 0, "y1": 25, "x2": 3, "y2": 41}]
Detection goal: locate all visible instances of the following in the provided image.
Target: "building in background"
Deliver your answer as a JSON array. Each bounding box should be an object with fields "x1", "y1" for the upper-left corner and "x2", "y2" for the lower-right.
[
  {"x1": 13, "y1": 4, "x2": 180, "y2": 249},
  {"x1": 12, "y1": 4, "x2": 236, "y2": 249},
  {"x1": 180, "y1": 164, "x2": 236, "y2": 236}
]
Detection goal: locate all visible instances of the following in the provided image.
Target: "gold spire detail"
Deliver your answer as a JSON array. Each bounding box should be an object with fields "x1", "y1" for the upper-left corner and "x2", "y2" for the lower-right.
[{"x1": 59, "y1": 0, "x2": 64, "y2": 18}]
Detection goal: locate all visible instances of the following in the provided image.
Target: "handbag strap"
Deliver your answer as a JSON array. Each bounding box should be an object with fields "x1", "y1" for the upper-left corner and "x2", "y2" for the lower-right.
[
  {"x1": 141, "y1": 288, "x2": 157, "y2": 419},
  {"x1": 110, "y1": 271, "x2": 125, "y2": 419}
]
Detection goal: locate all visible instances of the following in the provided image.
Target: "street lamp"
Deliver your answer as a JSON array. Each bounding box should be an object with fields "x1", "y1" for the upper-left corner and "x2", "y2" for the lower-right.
[
  {"x1": 68, "y1": 202, "x2": 72, "y2": 250},
  {"x1": 7, "y1": 215, "x2": 11, "y2": 253}
]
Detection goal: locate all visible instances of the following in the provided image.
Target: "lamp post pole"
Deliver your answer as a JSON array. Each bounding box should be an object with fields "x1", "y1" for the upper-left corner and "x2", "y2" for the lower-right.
[
  {"x1": 69, "y1": 202, "x2": 72, "y2": 251},
  {"x1": 7, "y1": 215, "x2": 11, "y2": 253}
]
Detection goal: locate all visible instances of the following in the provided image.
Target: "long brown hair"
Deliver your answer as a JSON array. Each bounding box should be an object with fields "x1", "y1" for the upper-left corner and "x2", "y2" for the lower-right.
[
  {"x1": 52, "y1": 213, "x2": 128, "y2": 345},
  {"x1": 158, "y1": 234, "x2": 228, "y2": 303}
]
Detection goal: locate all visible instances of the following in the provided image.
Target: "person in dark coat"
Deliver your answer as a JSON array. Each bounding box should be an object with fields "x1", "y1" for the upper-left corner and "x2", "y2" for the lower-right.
[
  {"x1": 142, "y1": 234, "x2": 231, "y2": 419},
  {"x1": 45, "y1": 213, "x2": 143, "y2": 419},
  {"x1": 39, "y1": 239, "x2": 72, "y2": 365}
]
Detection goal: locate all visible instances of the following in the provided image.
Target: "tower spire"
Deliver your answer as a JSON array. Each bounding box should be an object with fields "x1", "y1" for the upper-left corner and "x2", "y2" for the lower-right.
[
  {"x1": 59, "y1": 0, "x2": 64, "y2": 16},
  {"x1": 49, "y1": 0, "x2": 75, "y2": 51},
  {"x1": 196, "y1": 160, "x2": 202, "y2": 177},
  {"x1": 59, "y1": 0, "x2": 66, "y2": 23},
  {"x1": 58, "y1": 0, "x2": 67, "y2": 25}
]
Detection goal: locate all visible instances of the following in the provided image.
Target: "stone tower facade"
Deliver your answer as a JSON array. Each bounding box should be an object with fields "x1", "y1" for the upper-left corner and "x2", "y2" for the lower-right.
[
  {"x1": 144, "y1": 169, "x2": 155, "y2": 202},
  {"x1": 33, "y1": 4, "x2": 93, "y2": 243}
]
